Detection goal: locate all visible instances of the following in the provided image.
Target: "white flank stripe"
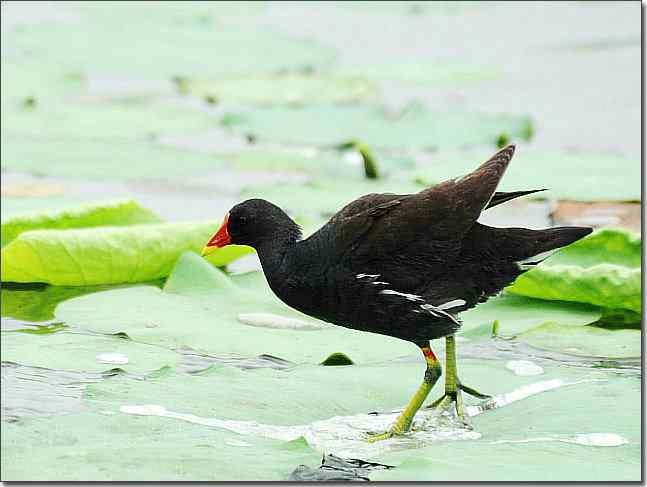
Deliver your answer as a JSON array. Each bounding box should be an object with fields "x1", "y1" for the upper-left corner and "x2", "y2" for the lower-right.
[
  {"x1": 380, "y1": 289, "x2": 423, "y2": 302},
  {"x1": 437, "y1": 299, "x2": 467, "y2": 310}
]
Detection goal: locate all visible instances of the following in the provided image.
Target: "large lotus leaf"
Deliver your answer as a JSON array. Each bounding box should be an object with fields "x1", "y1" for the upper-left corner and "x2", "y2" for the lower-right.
[
  {"x1": 54, "y1": 253, "x2": 414, "y2": 362},
  {"x1": 371, "y1": 372, "x2": 640, "y2": 481},
  {"x1": 414, "y1": 150, "x2": 640, "y2": 201},
  {"x1": 507, "y1": 229, "x2": 641, "y2": 312},
  {"x1": 2, "y1": 101, "x2": 217, "y2": 140},
  {"x1": 1, "y1": 222, "x2": 252, "y2": 285},
  {"x1": 459, "y1": 293, "x2": 601, "y2": 338},
  {"x1": 1, "y1": 199, "x2": 161, "y2": 247},
  {"x1": 517, "y1": 323, "x2": 640, "y2": 358},
  {"x1": 338, "y1": 62, "x2": 499, "y2": 85},
  {"x1": 0, "y1": 412, "x2": 320, "y2": 481},
  {"x1": 1, "y1": 330, "x2": 178, "y2": 373},
  {"x1": 1, "y1": 138, "x2": 226, "y2": 180},
  {"x1": 187, "y1": 74, "x2": 376, "y2": 105},
  {"x1": 222, "y1": 103, "x2": 532, "y2": 150},
  {"x1": 3, "y1": 21, "x2": 335, "y2": 80}
]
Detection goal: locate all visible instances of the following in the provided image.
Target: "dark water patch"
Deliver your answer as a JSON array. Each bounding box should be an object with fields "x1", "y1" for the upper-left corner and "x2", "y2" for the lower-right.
[
  {"x1": 176, "y1": 346, "x2": 294, "y2": 373},
  {"x1": 289, "y1": 453, "x2": 394, "y2": 481}
]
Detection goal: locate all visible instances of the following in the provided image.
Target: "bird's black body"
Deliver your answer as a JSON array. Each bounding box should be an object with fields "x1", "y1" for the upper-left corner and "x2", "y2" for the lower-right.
[{"x1": 226, "y1": 146, "x2": 592, "y2": 345}]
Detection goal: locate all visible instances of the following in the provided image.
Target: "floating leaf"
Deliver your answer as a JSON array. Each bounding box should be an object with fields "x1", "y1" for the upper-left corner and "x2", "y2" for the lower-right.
[
  {"x1": 507, "y1": 229, "x2": 641, "y2": 312},
  {"x1": 1, "y1": 138, "x2": 226, "y2": 180},
  {"x1": 222, "y1": 103, "x2": 532, "y2": 150},
  {"x1": 1, "y1": 222, "x2": 252, "y2": 285},
  {"x1": 338, "y1": 62, "x2": 499, "y2": 85},
  {"x1": 187, "y1": 74, "x2": 376, "y2": 105},
  {"x1": 1, "y1": 330, "x2": 178, "y2": 373},
  {"x1": 1, "y1": 199, "x2": 161, "y2": 247},
  {"x1": 4, "y1": 22, "x2": 335, "y2": 80}
]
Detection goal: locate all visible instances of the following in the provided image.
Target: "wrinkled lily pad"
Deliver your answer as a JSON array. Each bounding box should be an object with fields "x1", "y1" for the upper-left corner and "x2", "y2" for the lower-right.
[
  {"x1": 1, "y1": 330, "x2": 178, "y2": 373},
  {"x1": 1, "y1": 222, "x2": 252, "y2": 285},
  {"x1": 507, "y1": 229, "x2": 641, "y2": 312},
  {"x1": 187, "y1": 74, "x2": 377, "y2": 105},
  {"x1": 1, "y1": 199, "x2": 161, "y2": 247},
  {"x1": 415, "y1": 150, "x2": 640, "y2": 201},
  {"x1": 222, "y1": 103, "x2": 532, "y2": 150}
]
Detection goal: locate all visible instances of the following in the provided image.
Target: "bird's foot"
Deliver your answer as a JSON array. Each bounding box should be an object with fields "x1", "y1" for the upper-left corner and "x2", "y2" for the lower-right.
[
  {"x1": 365, "y1": 429, "x2": 396, "y2": 443},
  {"x1": 426, "y1": 383, "x2": 490, "y2": 420}
]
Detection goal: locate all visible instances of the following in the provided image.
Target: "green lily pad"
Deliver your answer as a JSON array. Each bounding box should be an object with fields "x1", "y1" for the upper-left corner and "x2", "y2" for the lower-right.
[
  {"x1": 1, "y1": 138, "x2": 226, "y2": 180},
  {"x1": 1, "y1": 199, "x2": 161, "y2": 247},
  {"x1": 1, "y1": 284, "x2": 132, "y2": 322},
  {"x1": 1, "y1": 330, "x2": 178, "y2": 373},
  {"x1": 1, "y1": 222, "x2": 252, "y2": 285},
  {"x1": 222, "y1": 103, "x2": 532, "y2": 150},
  {"x1": 56, "y1": 252, "x2": 414, "y2": 362},
  {"x1": 414, "y1": 150, "x2": 640, "y2": 201},
  {"x1": 371, "y1": 373, "x2": 640, "y2": 481},
  {"x1": 2, "y1": 100, "x2": 217, "y2": 140},
  {"x1": 0, "y1": 411, "x2": 320, "y2": 481},
  {"x1": 4, "y1": 22, "x2": 336, "y2": 80},
  {"x1": 459, "y1": 293, "x2": 601, "y2": 338},
  {"x1": 338, "y1": 62, "x2": 499, "y2": 85},
  {"x1": 517, "y1": 323, "x2": 640, "y2": 358},
  {"x1": 507, "y1": 229, "x2": 641, "y2": 312},
  {"x1": 228, "y1": 147, "x2": 413, "y2": 177},
  {"x1": 187, "y1": 74, "x2": 377, "y2": 105}
]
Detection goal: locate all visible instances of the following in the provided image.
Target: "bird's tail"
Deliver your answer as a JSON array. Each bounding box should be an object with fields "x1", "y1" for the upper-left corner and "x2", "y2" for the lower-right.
[{"x1": 470, "y1": 224, "x2": 593, "y2": 263}]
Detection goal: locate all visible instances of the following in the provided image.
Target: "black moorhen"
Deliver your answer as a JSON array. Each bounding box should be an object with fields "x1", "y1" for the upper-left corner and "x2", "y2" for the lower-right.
[{"x1": 202, "y1": 145, "x2": 592, "y2": 441}]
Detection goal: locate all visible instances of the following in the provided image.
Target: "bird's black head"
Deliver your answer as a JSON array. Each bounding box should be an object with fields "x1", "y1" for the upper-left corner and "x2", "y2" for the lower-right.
[{"x1": 202, "y1": 198, "x2": 301, "y2": 254}]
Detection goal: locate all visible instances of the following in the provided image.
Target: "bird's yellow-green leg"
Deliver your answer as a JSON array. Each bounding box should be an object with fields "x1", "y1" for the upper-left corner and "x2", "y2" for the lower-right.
[
  {"x1": 427, "y1": 335, "x2": 490, "y2": 417},
  {"x1": 366, "y1": 345, "x2": 442, "y2": 442}
]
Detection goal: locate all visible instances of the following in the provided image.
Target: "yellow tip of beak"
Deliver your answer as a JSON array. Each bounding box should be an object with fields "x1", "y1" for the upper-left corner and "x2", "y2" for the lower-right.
[{"x1": 201, "y1": 245, "x2": 217, "y2": 257}]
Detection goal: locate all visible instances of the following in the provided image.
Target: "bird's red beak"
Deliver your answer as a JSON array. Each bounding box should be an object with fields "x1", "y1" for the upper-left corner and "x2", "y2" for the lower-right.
[{"x1": 201, "y1": 213, "x2": 230, "y2": 256}]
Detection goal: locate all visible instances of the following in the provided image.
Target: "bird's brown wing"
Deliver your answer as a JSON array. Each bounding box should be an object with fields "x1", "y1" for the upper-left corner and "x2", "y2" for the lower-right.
[{"x1": 325, "y1": 145, "x2": 517, "y2": 267}]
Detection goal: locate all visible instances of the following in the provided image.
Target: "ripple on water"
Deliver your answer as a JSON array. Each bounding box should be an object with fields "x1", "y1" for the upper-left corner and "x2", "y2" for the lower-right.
[{"x1": 118, "y1": 377, "x2": 609, "y2": 459}]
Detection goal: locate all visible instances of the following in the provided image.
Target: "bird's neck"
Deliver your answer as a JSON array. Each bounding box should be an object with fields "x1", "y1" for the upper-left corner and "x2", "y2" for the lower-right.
[{"x1": 254, "y1": 223, "x2": 302, "y2": 279}]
